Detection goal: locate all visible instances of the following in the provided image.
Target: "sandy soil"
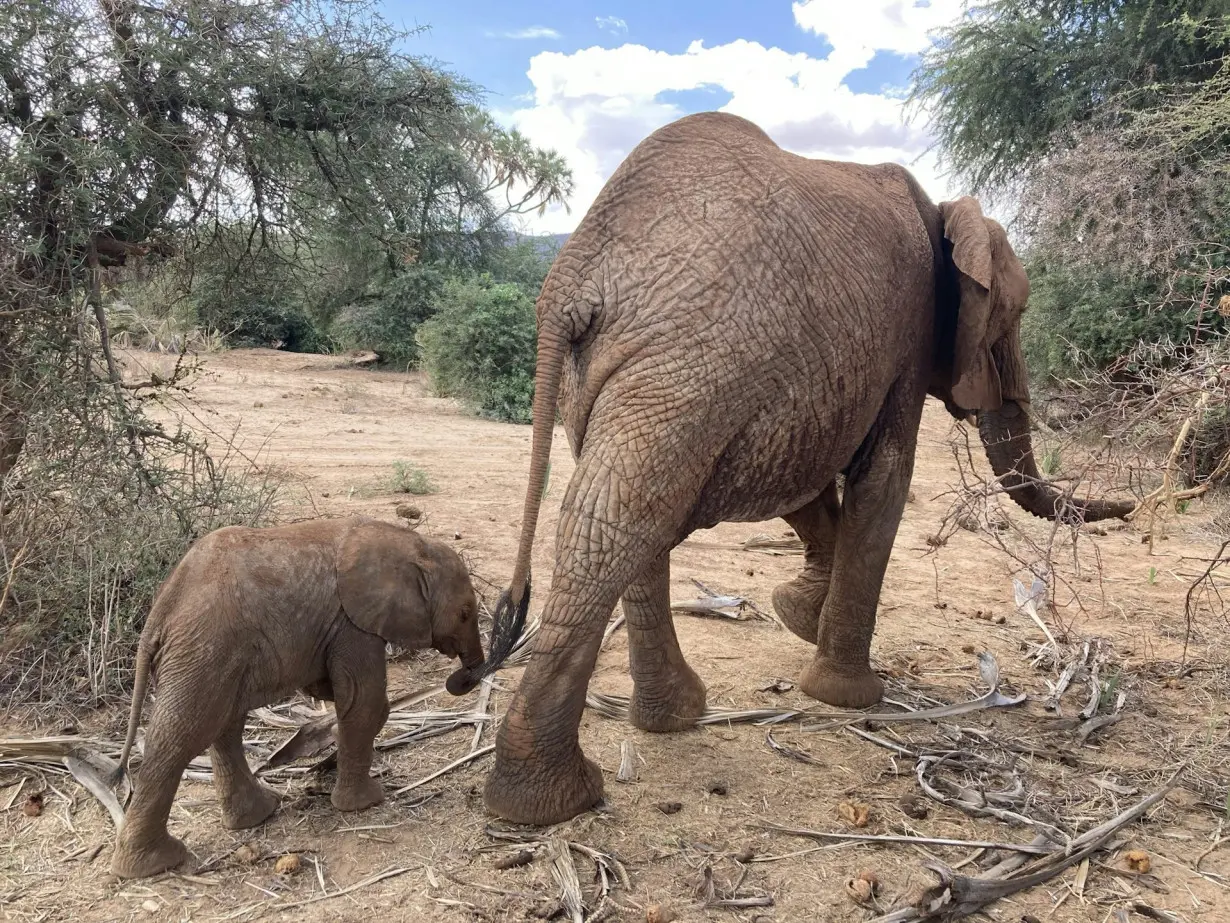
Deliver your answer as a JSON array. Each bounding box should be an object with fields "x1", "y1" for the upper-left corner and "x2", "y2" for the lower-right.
[{"x1": 2, "y1": 347, "x2": 1228, "y2": 922}]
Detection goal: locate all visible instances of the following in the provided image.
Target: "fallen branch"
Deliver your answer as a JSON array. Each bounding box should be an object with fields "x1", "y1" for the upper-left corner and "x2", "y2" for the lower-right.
[
  {"x1": 868, "y1": 764, "x2": 1186, "y2": 922},
  {"x1": 757, "y1": 823, "x2": 1057, "y2": 856}
]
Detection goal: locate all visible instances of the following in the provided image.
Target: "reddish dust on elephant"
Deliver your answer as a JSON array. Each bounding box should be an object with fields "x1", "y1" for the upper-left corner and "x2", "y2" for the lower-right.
[
  {"x1": 481, "y1": 112, "x2": 1134, "y2": 826},
  {"x1": 107, "y1": 517, "x2": 483, "y2": 879}
]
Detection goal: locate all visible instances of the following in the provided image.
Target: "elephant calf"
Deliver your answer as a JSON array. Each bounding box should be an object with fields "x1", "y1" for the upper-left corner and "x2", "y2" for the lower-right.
[{"x1": 108, "y1": 516, "x2": 485, "y2": 880}]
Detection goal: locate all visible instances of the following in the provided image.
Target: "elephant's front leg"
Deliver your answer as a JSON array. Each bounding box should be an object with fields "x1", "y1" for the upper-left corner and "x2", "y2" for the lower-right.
[
  {"x1": 772, "y1": 480, "x2": 840, "y2": 643},
  {"x1": 212, "y1": 717, "x2": 280, "y2": 829},
  {"x1": 800, "y1": 384, "x2": 923, "y2": 708},
  {"x1": 327, "y1": 631, "x2": 390, "y2": 813},
  {"x1": 624, "y1": 553, "x2": 707, "y2": 732}
]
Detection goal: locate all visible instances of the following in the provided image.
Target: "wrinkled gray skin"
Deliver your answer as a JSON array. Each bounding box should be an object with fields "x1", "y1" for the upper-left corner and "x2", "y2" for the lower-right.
[
  {"x1": 109, "y1": 517, "x2": 483, "y2": 880},
  {"x1": 484, "y1": 112, "x2": 1134, "y2": 826}
]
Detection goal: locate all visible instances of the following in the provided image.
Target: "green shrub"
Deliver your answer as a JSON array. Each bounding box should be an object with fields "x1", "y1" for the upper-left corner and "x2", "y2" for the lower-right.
[
  {"x1": 333, "y1": 265, "x2": 447, "y2": 367},
  {"x1": 417, "y1": 276, "x2": 537, "y2": 423},
  {"x1": 389, "y1": 460, "x2": 436, "y2": 495},
  {"x1": 1020, "y1": 260, "x2": 1224, "y2": 381}
]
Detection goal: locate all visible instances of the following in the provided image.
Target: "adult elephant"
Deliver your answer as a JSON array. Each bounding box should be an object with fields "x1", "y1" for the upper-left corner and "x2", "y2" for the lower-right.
[{"x1": 484, "y1": 112, "x2": 1133, "y2": 825}]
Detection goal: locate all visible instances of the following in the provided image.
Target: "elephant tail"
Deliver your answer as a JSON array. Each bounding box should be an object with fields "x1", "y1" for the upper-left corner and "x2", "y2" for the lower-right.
[
  {"x1": 483, "y1": 291, "x2": 588, "y2": 671},
  {"x1": 108, "y1": 632, "x2": 154, "y2": 789}
]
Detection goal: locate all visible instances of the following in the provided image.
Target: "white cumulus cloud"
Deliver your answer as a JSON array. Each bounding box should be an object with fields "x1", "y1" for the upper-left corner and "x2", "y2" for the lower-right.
[{"x1": 500, "y1": 1, "x2": 968, "y2": 234}]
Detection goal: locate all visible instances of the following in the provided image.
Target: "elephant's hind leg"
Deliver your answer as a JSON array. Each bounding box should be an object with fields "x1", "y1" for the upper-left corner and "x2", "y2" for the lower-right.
[
  {"x1": 624, "y1": 553, "x2": 706, "y2": 732},
  {"x1": 327, "y1": 630, "x2": 389, "y2": 813},
  {"x1": 212, "y1": 718, "x2": 279, "y2": 829},
  {"x1": 772, "y1": 481, "x2": 840, "y2": 643},
  {"x1": 485, "y1": 447, "x2": 695, "y2": 826},
  {"x1": 800, "y1": 380, "x2": 924, "y2": 708},
  {"x1": 110, "y1": 700, "x2": 205, "y2": 879}
]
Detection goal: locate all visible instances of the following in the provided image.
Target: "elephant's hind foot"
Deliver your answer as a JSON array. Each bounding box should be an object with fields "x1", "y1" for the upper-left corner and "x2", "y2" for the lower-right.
[
  {"x1": 629, "y1": 664, "x2": 707, "y2": 732},
  {"x1": 771, "y1": 581, "x2": 823, "y2": 644},
  {"x1": 484, "y1": 745, "x2": 603, "y2": 826},
  {"x1": 110, "y1": 831, "x2": 190, "y2": 880},
  {"x1": 800, "y1": 657, "x2": 884, "y2": 709},
  {"x1": 331, "y1": 775, "x2": 384, "y2": 813},
  {"x1": 221, "y1": 783, "x2": 280, "y2": 830}
]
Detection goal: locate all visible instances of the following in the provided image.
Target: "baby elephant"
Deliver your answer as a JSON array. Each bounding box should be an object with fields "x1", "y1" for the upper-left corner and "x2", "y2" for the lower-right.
[{"x1": 108, "y1": 516, "x2": 484, "y2": 880}]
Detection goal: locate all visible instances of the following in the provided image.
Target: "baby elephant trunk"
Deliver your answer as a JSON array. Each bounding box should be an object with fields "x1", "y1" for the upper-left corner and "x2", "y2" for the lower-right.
[{"x1": 446, "y1": 660, "x2": 482, "y2": 695}]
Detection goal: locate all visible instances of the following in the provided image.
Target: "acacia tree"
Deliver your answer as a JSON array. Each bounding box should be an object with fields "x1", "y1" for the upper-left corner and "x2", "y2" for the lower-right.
[
  {"x1": 911, "y1": 3, "x2": 1230, "y2": 379},
  {"x1": 912, "y1": 0, "x2": 1230, "y2": 197},
  {"x1": 0, "y1": 0, "x2": 571, "y2": 697},
  {"x1": 0, "y1": 0, "x2": 571, "y2": 483}
]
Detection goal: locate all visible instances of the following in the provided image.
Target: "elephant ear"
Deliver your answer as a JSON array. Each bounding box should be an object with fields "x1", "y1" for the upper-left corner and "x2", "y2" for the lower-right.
[
  {"x1": 336, "y1": 520, "x2": 433, "y2": 650},
  {"x1": 940, "y1": 196, "x2": 1002, "y2": 412}
]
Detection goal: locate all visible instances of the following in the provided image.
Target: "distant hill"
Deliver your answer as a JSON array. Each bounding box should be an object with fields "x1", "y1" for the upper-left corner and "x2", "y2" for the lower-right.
[{"x1": 513, "y1": 231, "x2": 571, "y2": 259}]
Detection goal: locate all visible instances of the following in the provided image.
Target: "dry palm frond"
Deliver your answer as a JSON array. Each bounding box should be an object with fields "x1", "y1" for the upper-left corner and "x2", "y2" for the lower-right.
[{"x1": 739, "y1": 534, "x2": 805, "y2": 555}]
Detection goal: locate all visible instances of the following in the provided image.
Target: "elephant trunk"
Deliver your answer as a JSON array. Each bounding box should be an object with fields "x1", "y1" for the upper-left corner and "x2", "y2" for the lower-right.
[{"x1": 978, "y1": 400, "x2": 1135, "y2": 524}]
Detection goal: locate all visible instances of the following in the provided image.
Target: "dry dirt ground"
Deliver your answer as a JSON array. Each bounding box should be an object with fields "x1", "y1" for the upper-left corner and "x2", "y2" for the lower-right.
[{"x1": 3, "y1": 347, "x2": 1229, "y2": 923}]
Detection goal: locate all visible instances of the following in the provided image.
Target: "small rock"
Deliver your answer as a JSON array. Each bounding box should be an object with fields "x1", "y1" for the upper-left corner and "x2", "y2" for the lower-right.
[
  {"x1": 234, "y1": 844, "x2": 259, "y2": 864},
  {"x1": 655, "y1": 801, "x2": 683, "y2": 815},
  {"x1": 321, "y1": 491, "x2": 330, "y2": 498},
  {"x1": 453, "y1": 531, "x2": 462, "y2": 540},
  {"x1": 899, "y1": 794, "x2": 929, "y2": 820},
  {"x1": 733, "y1": 846, "x2": 756, "y2": 863},
  {"x1": 142, "y1": 900, "x2": 161, "y2": 914},
  {"x1": 646, "y1": 902, "x2": 677, "y2": 923},
  {"x1": 706, "y1": 780, "x2": 728, "y2": 796},
  {"x1": 253, "y1": 401, "x2": 264, "y2": 408}
]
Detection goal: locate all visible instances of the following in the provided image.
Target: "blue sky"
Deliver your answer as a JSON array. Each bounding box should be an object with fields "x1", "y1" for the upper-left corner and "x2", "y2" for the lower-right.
[{"x1": 379, "y1": 1, "x2": 967, "y2": 232}]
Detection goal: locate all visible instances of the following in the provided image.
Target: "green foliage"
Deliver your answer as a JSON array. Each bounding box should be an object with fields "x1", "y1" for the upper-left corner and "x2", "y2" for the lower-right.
[
  {"x1": 1020, "y1": 262, "x2": 1217, "y2": 379},
  {"x1": 417, "y1": 277, "x2": 538, "y2": 423},
  {"x1": 912, "y1": 0, "x2": 1230, "y2": 194},
  {"x1": 333, "y1": 265, "x2": 448, "y2": 367},
  {"x1": 389, "y1": 461, "x2": 436, "y2": 495}
]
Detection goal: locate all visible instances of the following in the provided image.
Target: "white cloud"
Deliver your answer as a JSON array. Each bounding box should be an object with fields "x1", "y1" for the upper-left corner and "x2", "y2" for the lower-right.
[
  {"x1": 490, "y1": 26, "x2": 562, "y2": 40},
  {"x1": 500, "y1": 1, "x2": 967, "y2": 234},
  {"x1": 595, "y1": 16, "x2": 629, "y2": 35}
]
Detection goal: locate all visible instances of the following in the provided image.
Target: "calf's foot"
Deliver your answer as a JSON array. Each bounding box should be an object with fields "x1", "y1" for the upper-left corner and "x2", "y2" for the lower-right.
[
  {"x1": 331, "y1": 775, "x2": 384, "y2": 813},
  {"x1": 221, "y1": 783, "x2": 280, "y2": 830},
  {"x1": 629, "y1": 664, "x2": 707, "y2": 732}
]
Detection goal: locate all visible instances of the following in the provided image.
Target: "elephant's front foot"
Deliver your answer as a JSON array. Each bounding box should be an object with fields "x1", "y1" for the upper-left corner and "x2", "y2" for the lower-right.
[
  {"x1": 629, "y1": 664, "x2": 707, "y2": 732},
  {"x1": 110, "y1": 830, "x2": 190, "y2": 880},
  {"x1": 771, "y1": 580, "x2": 824, "y2": 644},
  {"x1": 221, "y1": 783, "x2": 280, "y2": 830},
  {"x1": 800, "y1": 656, "x2": 884, "y2": 709},
  {"x1": 483, "y1": 735, "x2": 603, "y2": 825},
  {"x1": 331, "y1": 775, "x2": 384, "y2": 813}
]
